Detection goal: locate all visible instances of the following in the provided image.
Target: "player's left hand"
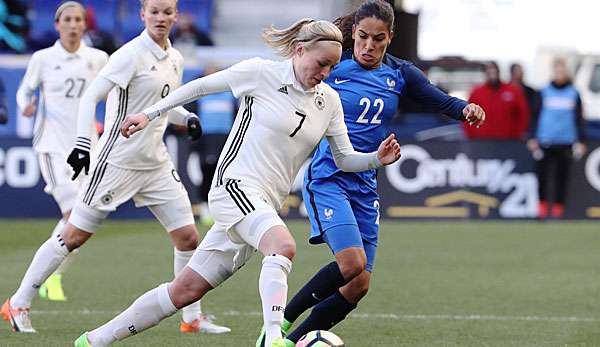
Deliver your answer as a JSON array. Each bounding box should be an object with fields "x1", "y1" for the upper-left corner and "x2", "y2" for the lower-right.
[
  {"x1": 377, "y1": 133, "x2": 401, "y2": 166},
  {"x1": 186, "y1": 115, "x2": 203, "y2": 141},
  {"x1": 462, "y1": 103, "x2": 485, "y2": 128},
  {"x1": 121, "y1": 113, "x2": 150, "y2": 138}
]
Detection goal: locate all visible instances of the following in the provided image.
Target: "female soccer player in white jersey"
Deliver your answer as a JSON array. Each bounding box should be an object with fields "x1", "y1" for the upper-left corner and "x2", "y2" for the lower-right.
[
  {"x1": 2, "y1": 0, "x2": 229, "y2": 336},
  {"x1": 11, "y1": 1, "x2": 108, "y2": 303},
  {"x1": 73, "y1": 18, "x2": 401, "y2": 347}
]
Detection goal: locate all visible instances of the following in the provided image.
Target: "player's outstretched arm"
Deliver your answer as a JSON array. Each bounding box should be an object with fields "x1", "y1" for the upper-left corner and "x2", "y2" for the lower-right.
[
  {"x1": 327, "y1": 133, "x2": 401, "y2": 172},
  {"x1": 120, "y1": 113, "x2": 150, "y2": 138},
  {"x1": 68, "y1": 77, "x2": 115, "y2": 180}
]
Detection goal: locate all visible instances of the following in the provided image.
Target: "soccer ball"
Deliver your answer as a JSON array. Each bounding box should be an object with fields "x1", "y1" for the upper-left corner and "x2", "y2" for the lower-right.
[{"x1": 295, "y1": 330, "x2": 345, "y2": 347}]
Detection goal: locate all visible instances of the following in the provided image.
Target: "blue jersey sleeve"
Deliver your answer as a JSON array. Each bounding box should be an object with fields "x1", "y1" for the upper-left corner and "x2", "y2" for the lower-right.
[{"x1": 384, "y1": 54, "x2": 467, "y2": 120}]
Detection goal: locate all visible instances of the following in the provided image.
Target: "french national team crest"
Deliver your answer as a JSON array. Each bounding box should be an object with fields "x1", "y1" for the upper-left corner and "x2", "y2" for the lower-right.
[
  {"x1": 315, "y1": 95, "x2": 325, "y2": 110},
  {"x1": 386, "y1": 77, "x2": 396, "y2": 90}
]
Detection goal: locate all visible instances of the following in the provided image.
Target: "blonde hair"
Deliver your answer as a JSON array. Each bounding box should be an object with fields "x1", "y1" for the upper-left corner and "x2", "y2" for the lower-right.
[
  {"x1": 262, "y1": 18, "x2": 343, "y2": 58},
  {"x1": 54, "y1": 1, "x2": 85, "y2": 22},
  {"x1": 139, "y1": 0, "x2": 178, "y2": 8}
]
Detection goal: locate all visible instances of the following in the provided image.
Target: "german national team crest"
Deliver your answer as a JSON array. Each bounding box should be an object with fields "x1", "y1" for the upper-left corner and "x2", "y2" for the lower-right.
[
  {"x1": 315, "y1": 95, "x2": 325, "y2": 110},
  {"x1": 101, "y1": 191, "x2": 114, "y2": 205}
]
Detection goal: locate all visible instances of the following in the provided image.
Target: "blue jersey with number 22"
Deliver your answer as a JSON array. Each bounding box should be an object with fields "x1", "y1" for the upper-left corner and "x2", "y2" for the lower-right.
[{"x1": 309, "y1": 52, "x2": 466, "y2": 190}]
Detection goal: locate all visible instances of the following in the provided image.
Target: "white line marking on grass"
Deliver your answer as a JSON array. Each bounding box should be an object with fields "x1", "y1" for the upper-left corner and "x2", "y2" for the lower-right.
[{"x1": 31, "y1": 310, "x2": 599, "y2": 323}]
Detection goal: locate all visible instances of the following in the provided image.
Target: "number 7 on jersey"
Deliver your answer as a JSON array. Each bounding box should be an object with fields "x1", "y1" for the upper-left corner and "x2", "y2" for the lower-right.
[{"x1": 290, "y1": 111, "x2": 306, "y2": 137}]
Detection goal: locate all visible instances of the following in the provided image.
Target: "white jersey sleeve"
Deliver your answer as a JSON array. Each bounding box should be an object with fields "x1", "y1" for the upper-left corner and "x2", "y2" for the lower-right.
[
  {"x1": 224, "y1": 57, "x2": 263, "y2": 98},
  {"x1": 167, "y1": 106, "x2": 195, "y2": 125},
  {"x1": 326, "y1": 134, "x2": 381, "y2": 172},
  {"x1": 74, "y1": 77, "x2": 115, "y2": 151},
  {"x1": 143, "y1": 58, "x2": 264, "y2": 120},
  {"x1": 325, "y1": 93, "x2": 348, "y2": 137},
  {"x1": 99, "y1": 45, "x2": 137, "y2": 89},
  {"x1": 16, "y1": 52, "x2": 42, "y2": 113}
]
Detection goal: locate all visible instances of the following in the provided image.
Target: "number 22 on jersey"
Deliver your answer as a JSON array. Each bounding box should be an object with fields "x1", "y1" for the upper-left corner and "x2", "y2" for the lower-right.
[{"x1": 356, "y1": 97, "x2": 384, "y2": 124}]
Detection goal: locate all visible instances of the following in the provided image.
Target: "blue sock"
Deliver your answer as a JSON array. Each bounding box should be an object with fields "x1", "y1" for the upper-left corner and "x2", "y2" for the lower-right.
[
  {"x1": 287, "y1": 291, "x2": 356, "y2": 343},
  {"x1": 284, "y1": 262, "x2": 346, "y2": 324}
]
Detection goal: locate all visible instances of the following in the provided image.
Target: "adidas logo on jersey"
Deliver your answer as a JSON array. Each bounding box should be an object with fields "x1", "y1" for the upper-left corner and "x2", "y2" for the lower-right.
[
  {"x1": 54, "y1": 65, "x2": 61, "y2": 70},
  {"x1": 150, "y1": 65, "x2": 157, "y2": 72},
  {"x1": 277, "y1": 86, "x2": 288, "y2": 94}
]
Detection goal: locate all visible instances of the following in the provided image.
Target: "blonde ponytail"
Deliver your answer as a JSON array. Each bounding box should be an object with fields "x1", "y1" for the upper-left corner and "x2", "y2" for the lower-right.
[{"x1": 262, "y1": 18, "x2": 343, "y2": 57}]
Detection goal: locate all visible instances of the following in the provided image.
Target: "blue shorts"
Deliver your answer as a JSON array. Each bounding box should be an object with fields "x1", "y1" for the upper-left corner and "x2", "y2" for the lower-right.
[{"x1": 303, "y1": 173, "x2": 379, "y2": 272}]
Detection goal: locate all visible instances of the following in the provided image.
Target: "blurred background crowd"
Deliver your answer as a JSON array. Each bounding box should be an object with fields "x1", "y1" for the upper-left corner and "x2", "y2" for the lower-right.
[{"x1": 1, "y1": 0, "x2": 599, "y2": 221}]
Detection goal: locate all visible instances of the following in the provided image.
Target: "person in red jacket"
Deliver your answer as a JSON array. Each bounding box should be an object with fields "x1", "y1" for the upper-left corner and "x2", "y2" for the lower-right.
[{"x1": 464, "y1": 61, "x2": 529, "y2": 139}]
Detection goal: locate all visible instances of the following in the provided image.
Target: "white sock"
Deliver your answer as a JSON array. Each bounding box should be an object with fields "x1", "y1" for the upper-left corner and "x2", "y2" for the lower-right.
[
  {"x1": 11, "y1": 234, "x2": 69, "y2": 308},
  {"x1": 260, "y1": 254, "x2": 292, "y2": 346},
  {"x1": 174, "y1": 248, "x2": 202, "y2": 323},
  {"x1": 50, "y1": 218, "x2": 66, "y2": 237},
  {"x1": 55, "y1": 249, "x2": 78, "y2": 275},
  {"x1": 49, "y1": 219, "x2": 77, "y2": 275},
  {"x1": 88, "y1": 283, "x2": 177, "y2": 346}
]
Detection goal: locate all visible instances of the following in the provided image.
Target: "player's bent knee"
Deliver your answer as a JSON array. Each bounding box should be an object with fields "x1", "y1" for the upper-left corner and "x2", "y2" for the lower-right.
[
  {"x1": 170, "y1": 225, "x2": 199, "y2": 251},
  {"x1": 169, "y1": 267, "x2": 212, "y2": 309},
  {"x1": 275, "y1": 241, "x2": 296, "y2": 261},
  {"x1": 338, "y1": 259, "x2": 366, "y2": 281}
]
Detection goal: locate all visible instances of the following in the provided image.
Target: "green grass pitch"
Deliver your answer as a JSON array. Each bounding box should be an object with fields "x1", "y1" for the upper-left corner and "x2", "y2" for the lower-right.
[{"x1": 1, "y1": 220, "x2": 599, "y2": 346}]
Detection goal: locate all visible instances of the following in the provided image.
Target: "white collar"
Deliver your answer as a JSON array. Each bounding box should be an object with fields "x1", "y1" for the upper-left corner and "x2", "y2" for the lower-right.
[
  {"x1": 281, "y1": 58, "x2": 317, "y2": 94},
  {"x1": 140, "y1": 30, "x2": 171, "y2": 60},
  {"x1": 53, "y1": 40, "x2": 86, "y2": 58}
]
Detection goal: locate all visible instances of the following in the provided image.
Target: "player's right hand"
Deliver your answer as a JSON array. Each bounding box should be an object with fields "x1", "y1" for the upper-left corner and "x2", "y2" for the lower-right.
[
  {"x1": 22, "y1": 96, "x2": 37, "y2": 118},
  {"x1": 67, "y1": 148, "x2": 90, "y2": 180},
  {"x1": 121, "y1": 113, "x2": 150, "y2": 138}
]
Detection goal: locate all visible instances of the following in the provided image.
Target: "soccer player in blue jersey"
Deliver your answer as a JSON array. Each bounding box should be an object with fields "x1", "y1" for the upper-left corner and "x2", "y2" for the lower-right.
[{"x1": 256, "y1": 1, "x2": 485, "y2": 345}]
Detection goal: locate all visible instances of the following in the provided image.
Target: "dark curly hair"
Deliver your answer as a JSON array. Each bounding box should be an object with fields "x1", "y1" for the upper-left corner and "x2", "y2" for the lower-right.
[{"x1": 333, "y1": 0, "x2": 395, "y2": 51}]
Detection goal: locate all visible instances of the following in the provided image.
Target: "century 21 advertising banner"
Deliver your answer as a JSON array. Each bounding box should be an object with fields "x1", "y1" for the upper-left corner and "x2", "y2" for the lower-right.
[
  {"x1": 1, "y1": 138, "x2": 600, "y2": 219},
  {"x1": 279, "y1": 141, "x2": 600, "y2": 220}
]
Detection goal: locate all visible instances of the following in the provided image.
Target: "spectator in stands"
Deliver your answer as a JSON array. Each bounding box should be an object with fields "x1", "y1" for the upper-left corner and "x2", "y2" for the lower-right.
[
  {"x1": 464, "y1": 61, "x2": 529, "y2": 139},
  {"x1": 0, "y1": 0, "x2": 28, "y2": 52},
  {"x1": 510, "y1": 62, "x2": 539, "y2": 120},
  {"x1": 82, "y1": 6, "x2": 117, "y2": 54},
  {"x1": 527, "y1": 58, "x2": 586, "y2": 219},
  {"x1": 171, "y1": 12, "x2": 213, "y2": 61}
]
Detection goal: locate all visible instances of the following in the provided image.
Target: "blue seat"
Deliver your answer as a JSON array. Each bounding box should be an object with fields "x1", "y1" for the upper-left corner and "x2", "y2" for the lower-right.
[{"x1": 26, "y1": 0, "x2": 212, "y2": 45}]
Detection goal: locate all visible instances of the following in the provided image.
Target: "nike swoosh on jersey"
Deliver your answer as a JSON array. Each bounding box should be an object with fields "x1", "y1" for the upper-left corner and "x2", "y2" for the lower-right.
[{"x1": 334, "y1": 78, "x2": 350, "y2": 84}]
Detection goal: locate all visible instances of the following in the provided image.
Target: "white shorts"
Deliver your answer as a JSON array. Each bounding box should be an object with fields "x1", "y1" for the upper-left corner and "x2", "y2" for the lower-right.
[
  {"x1": 187, "y1": 179, "x2": 286, "y2": 287},
  {"x1": 37, "y1": 152, "x2": 79, "y2": 214},
  {"x1": 69, "y1": 161, "x2": 194, "y2": 233}
]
